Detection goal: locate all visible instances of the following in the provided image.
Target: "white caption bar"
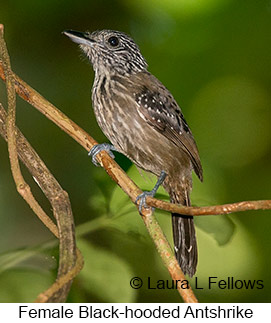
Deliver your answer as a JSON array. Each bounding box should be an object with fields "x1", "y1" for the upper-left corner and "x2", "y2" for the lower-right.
[{"x1": 0, "y1": 303, "x2": 269, "y2": 322}]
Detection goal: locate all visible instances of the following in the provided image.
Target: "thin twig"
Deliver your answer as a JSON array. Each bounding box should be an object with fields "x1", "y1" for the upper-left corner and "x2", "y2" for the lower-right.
[
  {"x1": 148, "y1": 197, "x2": 271, "y2": 216},
  {"x1": 0, "y1": 60, "x2": 270, "y2": 218},
  {"x1": 1, "y1": 29, "x2": 270, "y2": 303},
  {"x1": 141, "y1": 208, "x2": 197, "y2": 302},
  {"x1": 0, "y1": 52, "x2": 197, "y2": 302},
  {"x1": 0, "y1": 104, "x2": 82, "y2": 302},
  {"x1": 0, "y1": 26, "x2": 58, "y2": 237},
  {"x1": 0, "y1": 26, "x2": 80, "y2": 302},
  {"x1": 35, "y1": 249, "x2": 84, "y2": 303}
]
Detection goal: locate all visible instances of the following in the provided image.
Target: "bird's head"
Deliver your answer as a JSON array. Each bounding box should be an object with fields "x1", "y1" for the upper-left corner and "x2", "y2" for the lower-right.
[{"x1": 63, "y1": 29, "x2": 148, "y2": 75}]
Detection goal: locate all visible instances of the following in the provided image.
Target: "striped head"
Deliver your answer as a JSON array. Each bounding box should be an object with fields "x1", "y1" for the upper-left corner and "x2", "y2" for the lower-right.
[{"x1": 63, "y1": 29, "x2": 148, "y2": 75}]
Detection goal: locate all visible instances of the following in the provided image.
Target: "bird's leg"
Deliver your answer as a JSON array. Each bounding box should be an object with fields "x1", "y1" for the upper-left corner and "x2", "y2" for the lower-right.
[
  {"x1": 88, "y1": 143, "x2": 117, "y2": 166},
  {"x1": 136, "y1": 171, "x2": 167, "y2": 213}
]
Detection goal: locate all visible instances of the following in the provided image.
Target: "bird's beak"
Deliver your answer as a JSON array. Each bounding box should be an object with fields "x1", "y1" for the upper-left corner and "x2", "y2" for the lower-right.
[{"x1": 63, "y1": 30, "x2": 94, "y2": 46}]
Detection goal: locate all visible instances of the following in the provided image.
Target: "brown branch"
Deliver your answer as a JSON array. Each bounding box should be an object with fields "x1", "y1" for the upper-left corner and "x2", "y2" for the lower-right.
[
  {"x1": 148, "y1": 197, "x2": 271, "y2": 216},
  {"x1": 0, "y1": 60, "x2": 270, "y2": 218},
  {"x1": 0, "y1": 26, "x2": 58, "y2": 237},
  {"x1": 0, "y1": 104, "x2": 82, "y2": 302},
  {"x1": 0, "y1": 59, "x2": 142, "y2": 199},
  {"x1": 1, "y1": 27, "x2": 269, "y2": 302},
  {"x1": 35, "y1": 249, "x2": 84, "y2": 303},
  {"x1": 0, "y1": 59, "x2": 197, "y2": 302},
  {"x1": 0, "y1": 26, "x2": 81, "y2": 302},
  {"x1": 141, "y1": 208, "x2": 197, "y2": 302}
]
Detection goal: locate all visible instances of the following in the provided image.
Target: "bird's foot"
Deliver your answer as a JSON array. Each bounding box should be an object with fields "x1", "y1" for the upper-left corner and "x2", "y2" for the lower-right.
[
  {"x1": 88, "y1": 143, "x2": 116, "y2": 166},
  {"x1": 135, "y1": 171, "x2": 167, "y2": 213}
]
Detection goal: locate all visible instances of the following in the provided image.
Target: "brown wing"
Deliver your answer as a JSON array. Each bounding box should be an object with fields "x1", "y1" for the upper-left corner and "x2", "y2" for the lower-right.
[{"x1": 133, "y1": 73, "x2": 203, "y2": 181}]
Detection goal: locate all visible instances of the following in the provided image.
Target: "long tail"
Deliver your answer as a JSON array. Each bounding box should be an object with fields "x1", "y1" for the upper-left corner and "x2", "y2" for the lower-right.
[{"x1": 170, "y1": 191, "x2": 198, "y2": 277}]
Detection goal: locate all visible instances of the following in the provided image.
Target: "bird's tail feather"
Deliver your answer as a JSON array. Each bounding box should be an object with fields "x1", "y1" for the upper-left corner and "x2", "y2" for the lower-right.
[{"x1": 170, "y1": 191, "x2": 198, "y2": 277}]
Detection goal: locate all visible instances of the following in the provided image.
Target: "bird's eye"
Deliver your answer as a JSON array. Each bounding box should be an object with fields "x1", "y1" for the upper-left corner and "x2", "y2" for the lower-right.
[{"x1": 108, "y1": 36, "x2": 119, "y2": 47}]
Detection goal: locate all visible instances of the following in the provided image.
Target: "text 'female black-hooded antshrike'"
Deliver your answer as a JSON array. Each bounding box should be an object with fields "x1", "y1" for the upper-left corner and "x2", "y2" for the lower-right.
[{"x1": 64, "y1": 29, "x2": 203, "y2": 277}]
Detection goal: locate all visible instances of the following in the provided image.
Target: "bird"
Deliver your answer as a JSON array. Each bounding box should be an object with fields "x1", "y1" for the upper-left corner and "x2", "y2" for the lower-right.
[{"x1": 63, "y1": 29, "x2": 203, "y2": 277}]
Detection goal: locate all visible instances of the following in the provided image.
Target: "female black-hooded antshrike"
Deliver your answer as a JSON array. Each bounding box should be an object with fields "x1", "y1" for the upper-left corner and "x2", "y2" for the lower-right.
[{"x1": 64, "y1": 29, "x2": 203, "y2": 277}]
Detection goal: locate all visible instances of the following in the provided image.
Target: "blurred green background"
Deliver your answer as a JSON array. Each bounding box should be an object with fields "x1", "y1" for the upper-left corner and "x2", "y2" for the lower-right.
[{"x1": 0, "y1": 0, "x2": 270, "y2": 302}]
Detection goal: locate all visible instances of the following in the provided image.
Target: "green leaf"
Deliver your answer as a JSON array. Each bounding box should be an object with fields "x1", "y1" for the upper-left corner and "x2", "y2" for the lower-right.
[
  {"x1": 0, "y1": 270, "x2": 54, "y2": 302},
  {"x1": 195, "y1": 215, "x2": 235, "y2": 246},
  {"x1": 191, "y1": 217, "x2": 262, "y2": 300},
  {"x1": 107, "y1": 165, "x2": 168, "y2": 236},
  {"x1": 191, "y1": 164, "x2": 235, "y2": 245},
  {"x1": 109, "y1": 164, "x2": 235, "y2": 246},
  {"x1": 0, "y1": 247, "x2": 56, "y2": 274},
  {"x1": 110, "y1": 165, "x2": 168, "y2": 216},
  {"x1": 77, "y1": 239, "x2": 136, "y2": 302},
  {"x1": 88, "y1": 192, "x2": 109, "y2": 215}
]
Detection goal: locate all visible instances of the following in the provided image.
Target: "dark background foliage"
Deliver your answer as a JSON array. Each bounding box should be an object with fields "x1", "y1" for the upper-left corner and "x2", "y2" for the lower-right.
[{"x1": 0, "y1": 0, "x2": 270, "y2": 302}]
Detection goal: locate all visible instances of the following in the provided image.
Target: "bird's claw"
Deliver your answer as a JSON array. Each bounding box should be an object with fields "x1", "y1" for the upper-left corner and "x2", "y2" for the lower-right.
[
  {"x1": 135, "y1": 190, "x2": 155, "y2": 214},
  {"x1": 135, "y1": 171, "x2": 167, "y2": 213},
  {"x1": 88, "y1": 143, "x2": 116, "y2": 166}
]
